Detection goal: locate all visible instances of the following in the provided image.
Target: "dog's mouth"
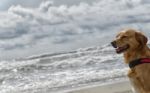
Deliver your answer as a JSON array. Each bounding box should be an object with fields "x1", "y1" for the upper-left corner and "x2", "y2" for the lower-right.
[{"x1": 115, "y1": 44, "x2": 129, "y2": 54}]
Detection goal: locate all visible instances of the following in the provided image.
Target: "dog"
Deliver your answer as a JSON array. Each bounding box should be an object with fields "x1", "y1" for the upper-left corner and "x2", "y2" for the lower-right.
[{"x1": 111, "y1": 28, "x2": 150, "y2": 93}]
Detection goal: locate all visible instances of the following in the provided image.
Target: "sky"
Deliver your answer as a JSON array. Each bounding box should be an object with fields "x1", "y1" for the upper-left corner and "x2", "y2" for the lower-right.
[
  {"x1": 0, "y1": 0, "x2": 150, "y2": 60},
  {"x1": 0, "y1": 0, "x2": 98, "y2": 11}
]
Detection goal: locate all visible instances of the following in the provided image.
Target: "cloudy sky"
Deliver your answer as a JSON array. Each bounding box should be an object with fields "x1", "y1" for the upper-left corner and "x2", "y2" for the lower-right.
[
  {"x1": 0, "y1": 0, "x2": 150, "y2": 60},
  {"x1": 0, "y1": 0, "x2": 98, "y2": 11}
]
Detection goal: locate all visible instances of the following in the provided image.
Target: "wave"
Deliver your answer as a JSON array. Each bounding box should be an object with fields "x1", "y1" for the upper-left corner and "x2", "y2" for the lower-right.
[{"x1": 0, "y1": 44, "x2": 129, "y2": 93}]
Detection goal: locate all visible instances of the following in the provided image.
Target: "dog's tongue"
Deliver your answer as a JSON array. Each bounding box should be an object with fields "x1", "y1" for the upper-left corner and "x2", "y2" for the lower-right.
[{"x1": 116, "y1": 47, "x2": 123, "y2": 53}]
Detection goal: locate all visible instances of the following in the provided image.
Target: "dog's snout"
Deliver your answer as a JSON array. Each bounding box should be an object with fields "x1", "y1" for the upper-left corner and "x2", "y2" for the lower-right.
[{"x1": 111, "y1": 41, "x2": 117, "y2": 48}]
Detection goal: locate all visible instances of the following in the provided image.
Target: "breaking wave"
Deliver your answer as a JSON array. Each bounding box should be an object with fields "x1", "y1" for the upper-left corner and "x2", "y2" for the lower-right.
[{"x1": 0, "y1": 44, "x2": 129, "y2": 93}]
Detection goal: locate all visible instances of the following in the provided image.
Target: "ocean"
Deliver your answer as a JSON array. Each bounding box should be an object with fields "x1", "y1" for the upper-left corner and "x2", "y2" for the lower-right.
[{"x1": 0, "y1": 44, "x2": 132, "y2": 93}]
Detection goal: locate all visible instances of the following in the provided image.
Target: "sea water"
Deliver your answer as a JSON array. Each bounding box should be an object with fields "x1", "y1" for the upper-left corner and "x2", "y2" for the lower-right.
[{"x1": 0, "y1": 44, "x2": 130, "y2": 93}]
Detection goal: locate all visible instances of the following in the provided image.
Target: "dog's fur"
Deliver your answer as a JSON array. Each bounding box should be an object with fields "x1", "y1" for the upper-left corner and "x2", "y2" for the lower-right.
[{"x1": 111, "y1": 29, "x2": 150, "y2": 93}]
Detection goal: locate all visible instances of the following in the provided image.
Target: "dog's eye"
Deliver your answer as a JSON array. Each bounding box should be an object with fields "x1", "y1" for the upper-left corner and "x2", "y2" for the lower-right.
[{"x1": 122, "y1": 36, "x2": 128, "y2": 38}]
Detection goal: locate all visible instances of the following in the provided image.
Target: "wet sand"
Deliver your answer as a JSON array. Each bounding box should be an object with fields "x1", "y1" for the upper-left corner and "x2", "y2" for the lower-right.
[{"x1": 64, "y1": 81, "x2": 133, "y2": 93}]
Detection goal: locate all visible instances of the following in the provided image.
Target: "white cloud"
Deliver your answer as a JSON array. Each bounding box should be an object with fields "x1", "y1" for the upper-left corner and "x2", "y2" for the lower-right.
[
  {"x1": 0, "y1": 0, "x2": 150, "y2": 60},
  {"x1": 39, "y1": 1, "x2": 53, "y2": 12}
]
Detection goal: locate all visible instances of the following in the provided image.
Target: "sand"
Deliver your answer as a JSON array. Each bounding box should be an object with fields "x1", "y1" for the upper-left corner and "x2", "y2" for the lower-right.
[{"x1": 64, "y1": 81, "x2": 133, "y2": 93}]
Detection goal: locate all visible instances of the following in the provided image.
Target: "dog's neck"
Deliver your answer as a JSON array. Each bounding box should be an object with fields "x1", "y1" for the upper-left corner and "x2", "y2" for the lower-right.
[{"x1": 123, "y1": 45, "x2": 150, "y2": 64}]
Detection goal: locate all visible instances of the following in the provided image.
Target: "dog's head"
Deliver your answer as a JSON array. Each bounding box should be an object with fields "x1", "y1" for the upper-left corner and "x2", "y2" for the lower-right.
[{"x1": 111, "y1": 29, "x2": 148, "y2": 54}]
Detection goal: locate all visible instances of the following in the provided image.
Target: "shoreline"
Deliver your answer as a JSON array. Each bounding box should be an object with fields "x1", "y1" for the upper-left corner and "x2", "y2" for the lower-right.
[{"x1": 62, "y1": 80, "x2": 133, "y2": 93}]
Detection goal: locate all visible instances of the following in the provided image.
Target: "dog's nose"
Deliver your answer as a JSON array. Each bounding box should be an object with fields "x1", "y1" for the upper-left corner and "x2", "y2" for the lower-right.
[{"x1": 111, "y1": 41, "x2": 117, "y2": 48}]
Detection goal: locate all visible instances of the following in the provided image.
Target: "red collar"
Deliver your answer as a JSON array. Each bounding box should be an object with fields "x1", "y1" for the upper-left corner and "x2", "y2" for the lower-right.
[{"x1": 129, "y1": 58, "x2": 150, "y2": 68}]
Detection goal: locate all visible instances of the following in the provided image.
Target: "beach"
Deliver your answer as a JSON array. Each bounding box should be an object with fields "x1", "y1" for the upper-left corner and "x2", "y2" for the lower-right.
[{"x1": 64, "y1": 81, "x2": 133, "y2": 93}]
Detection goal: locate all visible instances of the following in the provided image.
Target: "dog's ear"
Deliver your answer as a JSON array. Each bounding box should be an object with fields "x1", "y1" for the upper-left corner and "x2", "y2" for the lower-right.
[{"x1": 135, "y1": 32, "x2": 148, "y2": 47}]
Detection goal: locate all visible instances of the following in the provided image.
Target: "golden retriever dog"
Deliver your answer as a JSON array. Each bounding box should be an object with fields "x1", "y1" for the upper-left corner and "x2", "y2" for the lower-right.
[{"x1": 111, "y1": 28, "x2": 150, "y2": 93}]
